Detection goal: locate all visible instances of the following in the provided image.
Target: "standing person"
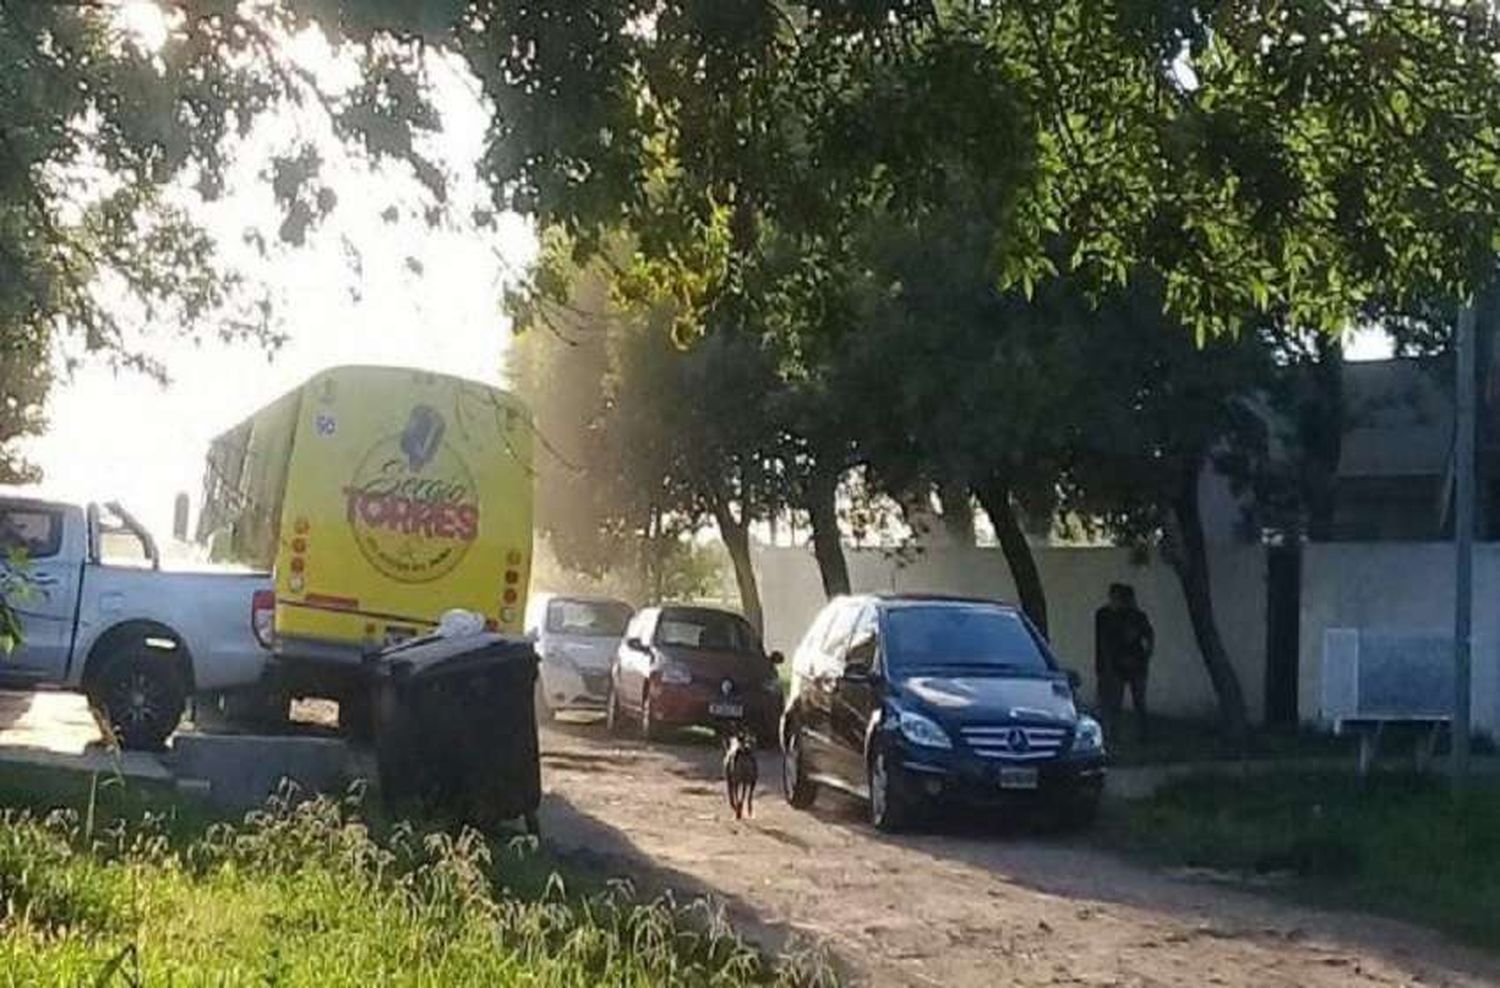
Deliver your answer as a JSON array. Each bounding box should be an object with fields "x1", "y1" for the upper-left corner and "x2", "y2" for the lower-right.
[{"x1": 1094, "y1": 583, "x2": 1155, "y2": 742}]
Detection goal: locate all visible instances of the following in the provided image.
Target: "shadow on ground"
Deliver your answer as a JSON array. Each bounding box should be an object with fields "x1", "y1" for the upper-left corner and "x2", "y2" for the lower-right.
[
  {"x1": 539, "y1": 789, "x2": 851, "y2": 982},
  {"x1": 540, "y1": 717, "x2": 1500, "y2": 988}
]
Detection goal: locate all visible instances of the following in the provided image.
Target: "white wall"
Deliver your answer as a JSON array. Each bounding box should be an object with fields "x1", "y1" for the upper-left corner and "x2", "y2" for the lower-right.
[
  {"x1": 754, "y1": 544, "x2": 1269, "y2": 722},
  {"x1": 1300, "y1": 543, "x2": 1500, "y2": 734}
]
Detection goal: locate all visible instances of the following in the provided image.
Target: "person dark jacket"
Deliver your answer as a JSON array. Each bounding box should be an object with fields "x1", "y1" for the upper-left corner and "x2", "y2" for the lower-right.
[{"x1": 1095, "y1": 605, "x2": 1153, "y2": 680}]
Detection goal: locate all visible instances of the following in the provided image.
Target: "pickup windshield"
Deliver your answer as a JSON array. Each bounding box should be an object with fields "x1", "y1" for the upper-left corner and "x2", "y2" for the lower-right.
[{"x1": 884, "y1": 605, "x2": 1051, "y2": 674}]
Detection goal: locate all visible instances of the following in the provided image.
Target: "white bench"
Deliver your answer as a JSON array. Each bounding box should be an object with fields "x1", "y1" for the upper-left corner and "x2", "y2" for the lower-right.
[{"x1": 1322, "y1": 629, "x2": 1456, "y2": 777}]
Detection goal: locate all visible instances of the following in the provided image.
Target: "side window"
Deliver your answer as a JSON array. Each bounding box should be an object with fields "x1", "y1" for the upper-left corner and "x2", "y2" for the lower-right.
[
  {"x1": 846, "y1": 606, "x2": 880, "y2": 670},
  {"x1": 635, "y1": 609, "x2": 658, "y2": 644},
  {"x1": 817, "y1": 603, "x2": 859, "y2": 675},
  {"x1": 0, "y1": 506, "x2": 62, "y2": 560},
  {"x1": 793, "y1": 605, "x2": 835, "y2": 676},
  {"x1": 93, "y1": 504, "x2": 152, "y2": 569}
]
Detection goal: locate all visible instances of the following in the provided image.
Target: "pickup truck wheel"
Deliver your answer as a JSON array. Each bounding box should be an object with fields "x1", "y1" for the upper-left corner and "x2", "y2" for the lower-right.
[{"x1": 94, "y1": 646, "x2": 187, "y2": 751}]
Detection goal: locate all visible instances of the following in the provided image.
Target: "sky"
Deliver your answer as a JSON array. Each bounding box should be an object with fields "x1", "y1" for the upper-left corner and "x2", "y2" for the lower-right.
[{"x1": 21, "y1": 20, "x2": 536, "y2": 542}]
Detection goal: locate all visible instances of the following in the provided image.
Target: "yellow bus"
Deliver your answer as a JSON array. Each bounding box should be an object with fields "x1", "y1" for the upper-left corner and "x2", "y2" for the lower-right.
[{"x1": 198, "y1": 366, "x2": 533, "y2": 718}]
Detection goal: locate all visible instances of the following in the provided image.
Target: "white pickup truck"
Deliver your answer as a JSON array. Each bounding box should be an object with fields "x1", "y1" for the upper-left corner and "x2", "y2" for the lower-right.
[{"x1": 0, "y1": 491, "x2": 273, "y2": 749}]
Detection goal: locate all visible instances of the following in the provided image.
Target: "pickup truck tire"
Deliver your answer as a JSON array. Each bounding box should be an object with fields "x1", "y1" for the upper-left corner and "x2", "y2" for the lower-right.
[{"x1": 91, "y1": 643, "x2": 188, "y2": 751}]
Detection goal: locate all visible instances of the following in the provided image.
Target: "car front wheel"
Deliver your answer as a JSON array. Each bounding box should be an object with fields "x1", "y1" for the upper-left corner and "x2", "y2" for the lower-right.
[
  {"x1": 868, "y1": 745, "x2": 913, "y2": 833},
  {"x1": 782, "y1": 724, "x2": 818, "y2": 809}
]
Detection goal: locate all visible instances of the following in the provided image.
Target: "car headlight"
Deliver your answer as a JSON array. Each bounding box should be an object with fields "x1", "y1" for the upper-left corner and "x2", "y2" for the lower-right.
[
  {"x1": 1071, "y1": 716, "x2": 1104, "y2": 753},
  {"x1": 658, "y1": 663, "x2": 693, "y2": 686},
  {"x1": 896, "y1": 709, "x2": 952, "y2": 750}
]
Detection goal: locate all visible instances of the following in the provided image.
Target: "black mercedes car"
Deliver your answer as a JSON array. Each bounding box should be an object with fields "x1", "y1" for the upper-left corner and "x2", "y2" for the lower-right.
[{"x1": 779, "y1": 594, "x2": 1105, "y2": 832}]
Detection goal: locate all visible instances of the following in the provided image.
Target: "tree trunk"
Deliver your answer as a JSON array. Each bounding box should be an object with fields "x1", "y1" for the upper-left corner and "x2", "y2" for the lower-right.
[
  {"x1": 937, "y1": 476, "x2": 977, "y2": 548},
  {"x1": 806, "y1": 465, "x2": 850, "y2": 597},
  {"x1": 713, "y1": 503, "x2": 764, "y2": 636},
  {"x1": 1303, "y1": 335, "x2": 1344, "y2": 541},
  {"x1": 974, "y1": 478, "x2": 1049, "y2": 638},
  {"x1": 1169, "y1": 459, "x2": 1250, "y2": 741}
]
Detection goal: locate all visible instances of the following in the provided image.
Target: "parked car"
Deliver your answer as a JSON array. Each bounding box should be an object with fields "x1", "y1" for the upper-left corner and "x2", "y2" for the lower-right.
[
  {"x1": 779, "y1": 593, "x2": 1105, "y2": 832},
  {"x1": 0, "y1": 492, "x2": 272, "y2": 749},
  {"x1": 526, "y1": 593, "x2": 633, "y2": 718},
  {"x1": 607, "y1": 605, "x2": 783, "y2": 743}
]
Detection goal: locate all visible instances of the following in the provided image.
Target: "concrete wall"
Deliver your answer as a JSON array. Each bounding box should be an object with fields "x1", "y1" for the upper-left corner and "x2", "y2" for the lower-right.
[
  {"x1": 1299, "y1": 543, "x2": 1500, "y2": 734},
  {"x1": 754, "y1": 544, "x2": 1269, "y2": 722}
]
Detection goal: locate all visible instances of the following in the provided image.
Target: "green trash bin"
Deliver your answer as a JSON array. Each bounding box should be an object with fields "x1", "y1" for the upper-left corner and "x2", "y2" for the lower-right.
[{"x1": 370, "y1": 632, "x2": 541, "y2": 832}]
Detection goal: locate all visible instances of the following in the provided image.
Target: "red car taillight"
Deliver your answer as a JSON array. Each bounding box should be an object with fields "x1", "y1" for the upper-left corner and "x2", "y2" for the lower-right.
[{"x1": 251, "y1": 589, "x2": 275, "y2": 649}]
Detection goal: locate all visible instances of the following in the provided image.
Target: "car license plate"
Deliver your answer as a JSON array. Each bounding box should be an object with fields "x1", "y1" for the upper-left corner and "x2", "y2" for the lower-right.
[
  {"x1": 709, "y1": 702, "x2": 744, "y2": 718},
  {"x1": 998, "y1": 767, "x2": 1039, "y2": 790}
]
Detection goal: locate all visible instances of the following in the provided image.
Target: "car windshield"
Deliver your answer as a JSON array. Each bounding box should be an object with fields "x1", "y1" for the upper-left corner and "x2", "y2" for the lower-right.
[
  {"x1": 884, "y1": 605, "x2": 1050, "y2": 673},
  {"x1": 655, "y1": 609, "x2": 757, "y2": 653},
  {"x1": 546, "y1": 599, "x2": 633, "y2": 638}
]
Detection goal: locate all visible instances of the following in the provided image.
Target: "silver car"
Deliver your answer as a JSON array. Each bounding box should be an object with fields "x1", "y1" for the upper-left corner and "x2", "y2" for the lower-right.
[{"x1": 528, "y1": 594, "x2": 634, "y2": 718}]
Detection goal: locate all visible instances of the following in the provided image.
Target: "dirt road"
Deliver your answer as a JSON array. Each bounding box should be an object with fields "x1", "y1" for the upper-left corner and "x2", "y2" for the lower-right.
[{"x1": 538, "y1": 719, "x2": 1500, "y2": 988}]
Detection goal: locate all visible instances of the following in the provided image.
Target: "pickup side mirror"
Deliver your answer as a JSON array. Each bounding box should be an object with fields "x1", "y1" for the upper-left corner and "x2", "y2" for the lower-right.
[
  {"x1": 1065, "y1": 669, "x2": 1082, "y2": 691},
  {"x1": 626, "y1": 636, "x2": 648, "y2": 653},
  {"x1": 768, "y1": 650, "x2": 785, "y2": 666}
]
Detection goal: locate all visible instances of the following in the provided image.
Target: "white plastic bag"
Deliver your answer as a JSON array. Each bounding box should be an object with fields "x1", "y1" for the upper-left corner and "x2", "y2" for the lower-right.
[{"x1": 436, "y1": 608, "x2": 485, "y2": 637}]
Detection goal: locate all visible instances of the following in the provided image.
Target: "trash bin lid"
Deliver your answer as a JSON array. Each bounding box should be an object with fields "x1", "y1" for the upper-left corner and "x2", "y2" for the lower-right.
[{"x1": 374, "y1": 632, "x2": 536, "y2": 679}]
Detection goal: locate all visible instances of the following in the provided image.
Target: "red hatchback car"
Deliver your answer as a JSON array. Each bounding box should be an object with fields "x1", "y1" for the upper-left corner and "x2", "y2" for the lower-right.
[{"x1": 607, "y1": 605, "x2": 784, "y2": 743}]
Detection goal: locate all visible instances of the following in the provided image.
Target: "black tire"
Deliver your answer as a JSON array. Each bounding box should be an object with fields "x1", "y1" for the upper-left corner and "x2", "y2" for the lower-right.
[
  {"x1": 92, "y1": 643, "x2": 187, "y2": 751},
  {"x1": 868, "y1": 744, "x2": 913, "y2": 833},
  {"x1": 640, "y1": 690, "x2": 662, "y2": 743},
  {"x1": 782, "y1": 724, "x2": 819, "y2": 809}
]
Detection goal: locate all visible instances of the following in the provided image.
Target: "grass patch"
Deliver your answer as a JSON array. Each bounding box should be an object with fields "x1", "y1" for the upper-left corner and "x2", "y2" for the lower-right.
[
  {"x1": 1106, "y1": 770, "x2": 1500, "y2": 950},
  {"x1": 0, "y1": 765, "x2": 835, "y2": 986}
]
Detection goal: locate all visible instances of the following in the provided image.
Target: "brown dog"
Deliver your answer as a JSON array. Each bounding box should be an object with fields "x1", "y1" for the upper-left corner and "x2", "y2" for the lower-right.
[{"x1": 723, "y1": 730, "x2": 758, "y2": 820}]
